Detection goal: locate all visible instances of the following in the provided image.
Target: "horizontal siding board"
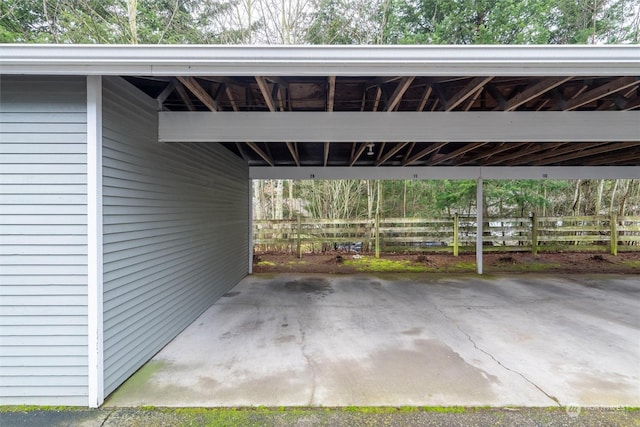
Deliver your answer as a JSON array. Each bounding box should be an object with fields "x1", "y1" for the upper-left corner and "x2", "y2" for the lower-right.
[
  {"x1": 0, "y1": 76, "x2": 88, "y2": 406},
  {"x1": 0, "y1": 245, "x2": 87, "y2": 255},
  {"x1": 0, "y1": 345, "x2": 86, "y2": 357},
  {"x1": 0, "y1": 315, "x2": 88, "y2": 325},
  {"x1": 0, "y1": 112, "x2": 87, "y2": 123},
  {"x1": 0, "y1": 133, "x2": 87, "y2": 144},
  {"x1": 101, "y1": 76, "x2": 249, "y2": 396},
  {"x1": 0, "y1": 356, "x2": 87, "y2": 367}
]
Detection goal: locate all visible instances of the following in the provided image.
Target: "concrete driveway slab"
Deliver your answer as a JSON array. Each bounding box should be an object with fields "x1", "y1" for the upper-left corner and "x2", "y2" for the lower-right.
[{"x1": 105, "y1": 274, "x2": 640, "y2": 408}]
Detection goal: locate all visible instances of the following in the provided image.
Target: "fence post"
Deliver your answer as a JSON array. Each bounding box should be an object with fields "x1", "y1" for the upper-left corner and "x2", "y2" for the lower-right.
[
  {"x1": 531, "y1": 212, "x2": 538, "y2": 255},
  {"x1": 453, "y1": 213, "x2": 459, "y2": 257},
  {"x1": 297, "y1": 215, "x2": 302, "y2": 259},
  {"x1": 375, "y1": 214, "x2": 380, "y2": 259},
  {"x1": 610, "y1": 212, "x2": 618, "y2": 256}
]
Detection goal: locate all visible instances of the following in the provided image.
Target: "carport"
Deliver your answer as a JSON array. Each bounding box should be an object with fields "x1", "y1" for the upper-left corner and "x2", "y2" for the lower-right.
[{"x1": 0, "y1": 44, "x2": 639, "y2": 408}]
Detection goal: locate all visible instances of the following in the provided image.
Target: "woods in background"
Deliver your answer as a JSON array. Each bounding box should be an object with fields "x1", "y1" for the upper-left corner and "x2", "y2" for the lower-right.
[
  {"x1": 252, "y1": 179, "x2": 640, "y2": 220},
  {"x1": 2, "y1": 0, "x2": 639, "y2": 44}
]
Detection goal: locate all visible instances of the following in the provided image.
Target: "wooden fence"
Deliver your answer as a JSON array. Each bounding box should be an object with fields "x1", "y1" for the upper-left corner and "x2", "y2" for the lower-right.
[{"x1": 253, "y1": 215, "x2": 640, "y2": 256}]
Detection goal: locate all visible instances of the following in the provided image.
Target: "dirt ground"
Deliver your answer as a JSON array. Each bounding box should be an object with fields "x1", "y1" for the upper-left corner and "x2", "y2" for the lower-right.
[{"x1": 253, "y1": 250, "x2": 640, "y2": 275}]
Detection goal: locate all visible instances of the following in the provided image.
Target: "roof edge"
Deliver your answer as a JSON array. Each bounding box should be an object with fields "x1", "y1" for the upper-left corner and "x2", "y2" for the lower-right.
[{"x1": 1, "y1": 44, "x2": 638, "y2": 76}]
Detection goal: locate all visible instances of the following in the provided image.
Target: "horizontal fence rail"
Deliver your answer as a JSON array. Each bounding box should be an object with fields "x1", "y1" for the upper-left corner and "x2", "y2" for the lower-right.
[{"x1": 254, "y1": 215, "x2": 640, "y2": 256}]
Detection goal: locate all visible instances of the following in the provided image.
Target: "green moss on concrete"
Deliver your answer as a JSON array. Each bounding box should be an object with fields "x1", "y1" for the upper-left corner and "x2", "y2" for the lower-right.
[
  {"x1": 104, "y1": 360, "x2": 167, "y2": 404},
  {"x1": 344, "y1": 256, "x2": 434, "y2": 272}
]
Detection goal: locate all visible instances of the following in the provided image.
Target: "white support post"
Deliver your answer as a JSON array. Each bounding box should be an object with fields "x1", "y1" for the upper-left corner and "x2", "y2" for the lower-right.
[
  {"x1": 476, "y1": 176, "x2": 483, "y2": 275},
  {"x1": 87, "y1": 76, "x2": 104, "y2": 407},
  {"x1": 248, "y1": 179, "x2": 254, "y2": 275}
]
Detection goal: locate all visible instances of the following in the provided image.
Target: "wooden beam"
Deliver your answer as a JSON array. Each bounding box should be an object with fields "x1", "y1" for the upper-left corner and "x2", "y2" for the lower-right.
[
  {"x1": 462, "y1": 87, "x2": 483, "y2": 111},
  {"x1": 585, "y1": 147, "x2": 640, "y2": 165},
  {"x1": 274, "y1": 84, "x2": 286, "y2": 112},
  {"x1": 429, "y1": 142, "x2": 490, "y2": 166},
  {"x1": 623, "y1": 95, "x2": 640, "y2": 111},
  {"x1": 417, "y1": 86, "x2": 432, "y2": 112},
  {"x1": 327, "y1": 76, "x2": 336, "y2": 112},
  {"x1": 403, "y1": 142, "x2": 449, "y2": 166},
  {"x1": 403, "y1": 142, "x2": 416, "y2": 164},
  {"x1": 535, "y1": 142, "x2": 637, "y2": 165},
  {"x1": 500, "y1": 77, "x2": 573, "y2": 111},
  {"x1": 324, "y1": 142, "x2": 330, "y2": 166},
  {"x1": 484, "y1": 143, "x2": 553, "y2": 165},
  {"x1": 176, "y1": 76, "x2": 219, "y2": 112},
  {"x1": 445, "y1": 77, "x2": 493, "y2": 111},
  {"x1": 173, "y1": 79, "x2": 195, "y2": 111},
  {"x1": 376, "y1": 142, "x2": 410, "y2": 166},
  {"x1": 564, "y1": 76, "x2": 639, "y2": 111},
  {"x1": 350, "y1": 143, "x2": 369, "y2": 166},
  {"x1": 485, "y1": 84, "x2": 506, "y2": 110},
  {"x1": 255, "y1": 76, "x2": 277, "y2": 112},
  {"x1": 372, "y1": 87, "x2": 383, "y2": 111},
  {"x1": 224, "y1": 84, "x2": 239, "y2": 112},
  {"x1": 285, "y1": 141, "x2": 300, "y2": 166},
  {"x1": 246, "y1": 142, "x2": 274, "y2": 166},
  {"x1": 384, "y1": 76, "x2": 415, "y2": 111},
  {"x1": 375, "y1": 142, "x2": 386, "y2": 163},
  {"x1": 458, "y1": 142, "x2": 529, "y2": 165}
]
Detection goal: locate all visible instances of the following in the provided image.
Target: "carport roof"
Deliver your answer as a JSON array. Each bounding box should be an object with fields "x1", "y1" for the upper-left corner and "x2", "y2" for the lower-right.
[{"x1": 2, "y1": 44, "x2": 639, "y2": 168}]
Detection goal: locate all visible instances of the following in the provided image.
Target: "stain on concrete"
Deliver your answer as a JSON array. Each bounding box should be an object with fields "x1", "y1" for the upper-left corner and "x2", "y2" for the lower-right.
[
  {"x1": 275, "y1": 334, "x2": 296, "y2": 344},
  {"x1": 282, "y1": 277, "x2": 333, "y2": 296},
  {"x1": 318, "y1": 339, "x2": 498, "y2": 405},
  {"x1": 222, "y1": 291, "x2": 240, "y2": 297},
  {"x1": 402, "y1": 327, "x2": 423, "y2": 336},
  {"x1": 568, "y1": 373, "x2": 640, "y2": 405}
]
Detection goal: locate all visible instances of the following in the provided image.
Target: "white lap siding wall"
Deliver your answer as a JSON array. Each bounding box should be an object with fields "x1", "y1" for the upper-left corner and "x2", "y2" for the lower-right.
[
  {"x1": 0, "y1": 76, "x2": 90, "y2": 405},
  {"x1": 101, "y1": 77, "x2": 249, "y2": 396}
]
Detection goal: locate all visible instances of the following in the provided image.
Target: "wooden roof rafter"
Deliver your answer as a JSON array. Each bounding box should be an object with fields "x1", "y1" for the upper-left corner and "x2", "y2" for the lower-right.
[
  {"x1": 535, "y1": 142, "x2": 639, "y2": 165},
  {"x1": 498, "y1": 76, "x2": 574, "y2": 111},
  {"x1": 564, "y1": 76, "x2": 640, "y2": 110},
  {"x1": 444, "y1": 76, "x2": 493, "y2": 111},
  {"x1": 176, "y1": 76, "x2": 219, "y2": 112},
  {"x1": 403, "y1": 142, "x2": 449, "y2": 166},
  {"x1": 246, "y1": 142, "x2": 274, "y2": 166},
  {"x1": 429, "y1": 142, "x2": 490, "y2": 166}
]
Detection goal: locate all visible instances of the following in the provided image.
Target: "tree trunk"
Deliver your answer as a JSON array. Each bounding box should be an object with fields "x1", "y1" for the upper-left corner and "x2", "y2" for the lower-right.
[
  {"x1": 595, "y1": 179, "x2": 605, "y2": 215},
  {"x1": 572, "y1": 179, "x2": 581, "y2": 215}
]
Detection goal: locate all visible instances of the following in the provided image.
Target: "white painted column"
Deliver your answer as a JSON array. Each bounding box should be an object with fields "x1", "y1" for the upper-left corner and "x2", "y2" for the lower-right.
[
  {"x1": 476, "y1": 176, "x2": 483, "y2": 275},
  {"x1": 248, "y1": 179, "x2": 254, "y2": 275},
  {"x1": 87, "y1": 76, "x2": 104, "y2": 407}
]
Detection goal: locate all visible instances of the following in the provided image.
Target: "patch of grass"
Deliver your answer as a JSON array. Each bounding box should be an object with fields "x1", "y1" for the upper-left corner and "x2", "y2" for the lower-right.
[
  {"x1": 287, "y1": 260, "x2": 307, "y2": 265},
  {"x1": 256, "y1": 260, "x2": 276, "y2": 267},
  {"x1": 621, "y1": 260, "x2": 640, "y2": 268},
  {"x1": 344, "y1": 256, "x2": 433, "y2": 272},
  {"x1": 452, "y1": 262, "x2": 476, "y2": 270}
]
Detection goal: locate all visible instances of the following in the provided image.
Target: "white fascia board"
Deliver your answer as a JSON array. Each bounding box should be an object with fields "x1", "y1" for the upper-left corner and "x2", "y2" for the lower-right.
[
  {"x1": 250, "y1": 166, "x2": 640, "y2": 180},
  {"x1": 1, "y1": 44, "x2": 638, "y2": 76},
  {"x1": 159, "y1": 111, "x2": 640, "y2": 143}
]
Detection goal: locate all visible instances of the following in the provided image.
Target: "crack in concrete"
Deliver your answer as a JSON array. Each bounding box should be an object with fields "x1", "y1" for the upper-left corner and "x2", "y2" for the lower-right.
[
  {"x1": 433, "y1": 303, "x2": 562, "y2": 407},
  {"x1": 298, "y1": 319, "x2": 317, "y2": 406},
  {"x1": 99, "y1": 409, "x2": 115, "y2": 427}
]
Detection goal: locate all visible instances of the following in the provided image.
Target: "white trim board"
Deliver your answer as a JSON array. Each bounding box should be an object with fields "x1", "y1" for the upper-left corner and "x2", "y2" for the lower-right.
[
  {"x1": 86, "y1": 76, "x2": 104, "y2": 408},
  {"x1": 1, "y1": 44, "x2": 638, "y2": 76},
  {"x1": 159, "y1": 112, "x2": 640, "y2": 143},
  {"x1": 250, "y1": 166, "x2": 640, "y2": 180}
]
